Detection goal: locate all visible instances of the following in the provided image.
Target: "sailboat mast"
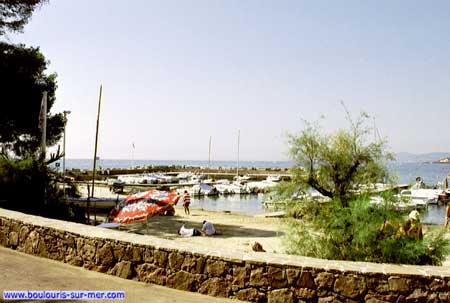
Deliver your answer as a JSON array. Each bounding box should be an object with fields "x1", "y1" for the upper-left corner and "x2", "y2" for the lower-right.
[
  {"x1": 131, "y1": 142, "x2": 135, "y2": 168},
  {"x1": 237, "y1": 130, "x2": 240, "y2": 177},
  {"x1": 90, "y1": 84, "x2": 103, "y2": 224},
  {"x1": 208, "y1": 136, "x2": 212, "y2": 169},
  {"x1": 208, "y1": 136, "x2": 211, "y2": 178}
]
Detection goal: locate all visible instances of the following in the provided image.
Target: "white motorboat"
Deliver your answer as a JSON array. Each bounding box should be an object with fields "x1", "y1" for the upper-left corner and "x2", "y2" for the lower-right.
[
  {"x1": 190, "y1": 183, "x2": 219, "y2": 196},
  {"x1": 400, "y1": 189, "x2": 442, "y2": 205},
  {"x1": 266, "y1": 175, "x2": 281, "y2": 182}
]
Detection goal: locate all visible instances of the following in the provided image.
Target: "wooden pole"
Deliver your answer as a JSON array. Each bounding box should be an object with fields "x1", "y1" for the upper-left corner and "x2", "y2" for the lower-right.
[
  {"x1": 40, "y1": 91, "x2": 47, "y2": 161},
  {"x1": 90, "y1": 85, "x2": 103, "y2": 224}
]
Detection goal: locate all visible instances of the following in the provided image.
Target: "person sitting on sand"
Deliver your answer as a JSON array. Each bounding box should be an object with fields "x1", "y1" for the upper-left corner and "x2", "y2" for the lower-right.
[
  {"x1": 202, "y1": 220, "x2": 216, "y2": 236},
  {"x1": 403, "y1": 210, "x2": 423, "y2": 240},
  {"x1": 379, "y1": 210, "x2": 423, "y2": 241},
  {"x1": 177, "y1": 225, "x2": 201, "y2": 237}
]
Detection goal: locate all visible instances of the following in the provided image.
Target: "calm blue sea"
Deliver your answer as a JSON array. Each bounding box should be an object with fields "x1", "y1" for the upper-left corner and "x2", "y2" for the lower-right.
[{"x1": 63, "y1": 159, "x2": 450, "y2": 223}]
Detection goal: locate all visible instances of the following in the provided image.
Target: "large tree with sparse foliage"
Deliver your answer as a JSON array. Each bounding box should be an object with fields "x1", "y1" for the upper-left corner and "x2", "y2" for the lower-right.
[
  {"x1": 287, "y1": 109, "x2": 393, "y2": 207},
  {"x1": 0, "y1": 42, "x2": 64, "y2": 158},
  {"x1": 0, "y1": 0, "x2": 47, "y2": 36},
  {"x1": 280, "y1": 108, "x2": 449, "y2": 265}
]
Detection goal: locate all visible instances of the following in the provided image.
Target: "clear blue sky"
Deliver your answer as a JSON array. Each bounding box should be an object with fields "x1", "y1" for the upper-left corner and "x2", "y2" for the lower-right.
[{"x1": 8, "y1": 0, "x2": 450, "y2": 161}]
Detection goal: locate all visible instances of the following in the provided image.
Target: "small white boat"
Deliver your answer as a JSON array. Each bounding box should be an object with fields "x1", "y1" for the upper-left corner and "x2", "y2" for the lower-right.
[
  {"x1": 266, "y1": 175, "x2": 281, "y2": 182},
  {"x1": 190, "y1": 183, "x2": 219, "y2": 196},
  {"x1": 400, "y1": 189, "x2": 441, "y2": 205},
  {"x1": 65, "y1": 196, "x2": 122, "y2": 210}
]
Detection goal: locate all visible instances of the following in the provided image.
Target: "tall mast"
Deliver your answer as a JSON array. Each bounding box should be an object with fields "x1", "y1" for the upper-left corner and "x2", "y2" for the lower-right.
[
  {"x1": 131, "y1": 142, "x2": 135, "y2": 168},
  {"x1": 90, "y1": 84, "x2": 103, "y2": 224},
  {"x1": 208, "y1": 136, "x2": 212, "y2": 179},
  {"x1": 237, "y1": 130, "x2": 240, "y2": 177},
  {"x1": 208, "y1": 135, "x2": 212, "y2": 166}
]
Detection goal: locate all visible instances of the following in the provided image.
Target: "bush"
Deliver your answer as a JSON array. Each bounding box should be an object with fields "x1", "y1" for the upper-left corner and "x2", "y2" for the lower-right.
[
  {"x1": 283, "y1": 197, "x2": 450, "y2": 265},
  {"x1": 0, "y1": 156, "x2": 85, "y2": 223}
]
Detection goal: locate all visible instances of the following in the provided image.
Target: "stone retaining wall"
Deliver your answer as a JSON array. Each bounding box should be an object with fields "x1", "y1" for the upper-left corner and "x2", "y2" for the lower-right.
[{"x1": 1, "y1": 208, "x2": 450, "y2": 303}]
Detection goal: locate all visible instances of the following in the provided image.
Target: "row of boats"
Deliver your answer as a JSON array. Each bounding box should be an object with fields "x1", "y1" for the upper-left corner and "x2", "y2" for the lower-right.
[
  {"x1": 263, "y1": 178, "x2": 450, "y2": 211},
  {"x1": 110, "y1": 173, "x2": 282, "y2": 196},
  {"x1": 67, "y1": 173, "x2": 282, "y2": 211}
]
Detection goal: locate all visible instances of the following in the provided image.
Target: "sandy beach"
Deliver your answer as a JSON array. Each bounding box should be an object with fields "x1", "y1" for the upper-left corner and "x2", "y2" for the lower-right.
[
  {"x1": 76, "y1": 185, "x2": 284, "y2": 254},
  {"x1": 118, "y1": 205, "x2": 285, "y2": 254}
]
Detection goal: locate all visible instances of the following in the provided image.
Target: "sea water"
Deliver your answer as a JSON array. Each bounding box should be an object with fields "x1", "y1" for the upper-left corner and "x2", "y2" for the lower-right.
[{"x1": 64, "y1": 159, "x2": 450, "y2": 223}]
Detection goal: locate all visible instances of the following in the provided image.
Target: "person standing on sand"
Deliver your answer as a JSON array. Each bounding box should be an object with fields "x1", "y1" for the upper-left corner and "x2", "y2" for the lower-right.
[
  {"x1": 445, "y1": 204, "x2": 450, "y2": 229},
  {"x1": 182, "y1": 190, "x2": 191, "y2": 215}
]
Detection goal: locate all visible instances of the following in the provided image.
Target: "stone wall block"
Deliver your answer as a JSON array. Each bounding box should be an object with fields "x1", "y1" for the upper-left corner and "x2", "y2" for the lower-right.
[
  {"x1": 154, "y1": 250, "x2": 168, "y2": 267},
  {"x1": 296, "y1": 288, "x2": 316, "y2": 301},
  {"x1": 121, "y1": 245, "x2": 135, "y2": 261},
  {"x1": 143, "y1": 247, "x2": 154, "y2": 263},
  {"x1": 268, "y1": 288, "x2": 294, "y2": 303},
  {"x1": 199, "y1": 277, "x2": 231, "y2": 297},
  {"x1": 365, "y1": 277, "x2": 390, "y2": 294},
  {"x1": 18, "y1": 225, "x2": 29, "y2": 245},
  {"x1": 76, "y1": 238, "x2": 84, "y2": 254},
  {"x1": 405, "y1": 289, "x2": 428, "y2": 303},
  {"x1": 37, "y1": 239, "x2": 48, "y2": 258},
  {"x1": 8, "y1": 231, "x2": 18, "y2": 247},
  {"x1": 205, "y1": 259, "x2": 229, "y2": 277},
  {"x1": 67, "y1": 256, "x2": 83, "y2": 267},
  {"x1": 131, "y1": 246, "x2": 142, "y2": 262},
  {"x1": 166, "y1": 271, "x2": 197, "y2": 291},
  {"x1": 364, "y1": 292, "x2": 398, "y2": 303},
  {"x1": 24, "y1": 230, "x2": 40, "y2": 255},
  {"x1": 10, "y1": 221, "x2": 19, "y2": 233},
  {"x1": 232, "y1": 266, "x2": 249, "y2": 290},
  {"x1": 136, "y1": 263, "x2": 166, "y2": 285},
  {"x1": 0, "y1": 230, "x2": 7, "y2": 246},
  {"x1": 268, "y1": 266, "x2": 287, "y2": 289},
  {"x1": 96, "y1": 243, "x2": 115, "y2": 266},
  {"x1": 315, "y1": 272, "x2": 334, "y2": 289},
  {"x1": 334, "y1": 274, "x2": 367, "y2": 300},
  {"x1": 113, "y1": 245, "x2": 125, "y2": 261},
  {"x1": 286, "y1": 268, "x2": 299, "y2": 285},
  {"x1": 297, "y1": 270, "x2": 316, "y2": 289},
  {"x1": 388, "y1": 276, "x2": 410, "y2": 292},
  {"x1": 235, "y1": 288, "x2": 258, "y2": 302},
  {"x1": 178, "y1": 255, "x2": 205, "y2": 274},
  {"x1": 318, "y1": 296, "x2": 340, "y2": 303},
  {"x1": 427, "y1": 293, "x2": 439, "y2": 303},
  {"x1": 64, "y1": 235, "x2": 76, "y2": 249},
  {"x1": 110, "y1": 261, "x2": 133, "y2": 279},
  {"x1": 438, "y1": 292, "x2": 449, "y2": 301},
  {"x1": 430, "y1": 279, "x2": 447, "y2": 292},
  {"x1": 250, "y1": 268, "x2": 269, "y2": 288},
  {"x1": 80, "y1": 240, "x2": 97, "y2": 262},
  {"x1": 168, "y1": 252, "x2": 184, "y2": 271}
]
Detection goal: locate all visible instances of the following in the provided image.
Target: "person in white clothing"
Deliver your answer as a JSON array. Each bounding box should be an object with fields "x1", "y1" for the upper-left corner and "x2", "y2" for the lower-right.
[
  {"x1": 177, "y1": 225, "x2": 201, "y2": 237},
  {"x1": 202, "y1": 220, "x2": 216, "y2": 236}
]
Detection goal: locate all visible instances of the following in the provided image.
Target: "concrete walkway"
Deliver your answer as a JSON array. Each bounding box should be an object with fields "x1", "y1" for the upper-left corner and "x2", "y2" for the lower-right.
[{"x1": 0, "y1": 247, "x2": 245, "y2": 303}]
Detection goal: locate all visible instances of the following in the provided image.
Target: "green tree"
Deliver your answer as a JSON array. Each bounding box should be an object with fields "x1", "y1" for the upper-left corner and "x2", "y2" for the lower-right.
[
  {"x1": 0, "y1": 0, "x2": 47, "y2": 36},
  {"x1": 0, "y1": 42, "x2": 64, "y2": 158},
  {"x1": 287, "y1": 111, "x2": 393, "y2": 207},
  {"x1": 281, "y1": 108, "x2": 449, "y2": 265}
]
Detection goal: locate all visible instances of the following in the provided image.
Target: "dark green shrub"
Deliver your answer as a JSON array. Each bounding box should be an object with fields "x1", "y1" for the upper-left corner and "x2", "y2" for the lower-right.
[
  {"x1": 0, "y1": 156, "x2": 85, "y2": 223},
  {"x1": 283, "y1": 197, "x2": 450, "y2": 265}
]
